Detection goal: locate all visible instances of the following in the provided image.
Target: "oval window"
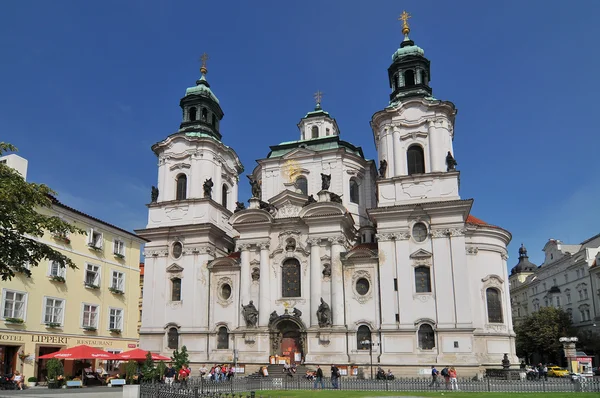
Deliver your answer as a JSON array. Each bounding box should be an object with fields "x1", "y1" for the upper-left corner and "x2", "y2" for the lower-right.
[
  {"x1": 412, "y1": 223, "x2": 428, "y2": 242},
  {"x1": 172, "y1": 242, "x2": 183, "y2": 259},
  {"x1": 221, "y1": 283, "x2": 232, "y2": 300},
  {"x1": 356, "y1": 278, "x2": 370, "y2": 295}
]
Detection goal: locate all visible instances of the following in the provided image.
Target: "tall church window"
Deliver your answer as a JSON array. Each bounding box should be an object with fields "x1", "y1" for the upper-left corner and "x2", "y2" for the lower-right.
[
  {"x1": 282, "y1": 258, "x2": 301, "y2": 297},
  {"x1": 404, "y1": 70, "x2": 415, "y2": 87},
  {"x1": 176, "y1": 174, "x2": 187, "y2": 200},
  {"x1": 349, "y1": 178, "x2": 360, "y2": 204},
  {"x1": 295, "y1": 176, "x2": 308, "y2": 195},
  {"x1": 221, "y1": 184, "x2": 228, "y2": 209},
  {"x1": 414, "y1": 266, "x2": 431, "y2": 293},
  {"x1": 486, "y1": 288, "x2": 503, "y2": 323},
  {"x1": 418, "y1": 324, "x2": 435, "y2": 350},
  {"x1": 167, "y1": 327, "x2": 179, "y2": 349},
  {"x1": 171, "y1": 278, "x2": 182, "y2": 302},
  {"x1": 201, "y1": 107, "x2": 208, "y2": 121},
  {"x1": 311, "y1": 126, "x2": 319, "y2": 138},
  {"x1": 217, "y1": 326, "x2": 229, "y2": 349},
  {"x1": 189, "y1": 107, "x2": 197, "y2": 121},
  {"x1": 407, "y1": 145, "x2": 425, "y2": 175},
  {"x1": 356, "y1": 325, "x2": 371, "y2": 350}
]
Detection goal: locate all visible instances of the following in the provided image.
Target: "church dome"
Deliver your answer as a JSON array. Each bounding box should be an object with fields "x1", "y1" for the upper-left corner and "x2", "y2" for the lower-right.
[
  {"x1": 392, "y1": 42, "x2": 425, "y2": 61},
  {"x1": 185, "y1": 75, "x2": 220, "y2": 104},
  {"x1": 510, "y1": 244, "x2": 538, "y2": 275}
]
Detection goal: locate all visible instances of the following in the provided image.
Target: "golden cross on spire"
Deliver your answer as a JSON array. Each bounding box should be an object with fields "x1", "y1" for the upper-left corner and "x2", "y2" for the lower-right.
[
  {"x1": 314, "y1": 90, "x2": 323, "y2": 105},
  {"x1": 199, "y1": 52, "x2": 209, "y2": 74},
  {"x1": 399, "y1": 10, "x2": 411, "y2": 35}
]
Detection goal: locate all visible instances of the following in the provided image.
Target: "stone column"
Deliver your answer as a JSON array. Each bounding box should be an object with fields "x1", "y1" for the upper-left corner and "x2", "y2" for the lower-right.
[
  {"x1": 214, "y1": 160, "x2": 222, "y2": 203},
  {"x1": 329, "y1": 236, "x2": 345, "y2": 326},
  {"x1": 232, "y1": 176, "x2": 239, "y2": 211},
  {"x1": 385, "y1": 129, "x2": 394, "y2": 178},
  {"x1": 308, "y1": 238, "x2": 322, "y2": 327},
  {"x1": 239, "y1": 244, "x2": 251, "y2": 321},
  {"x1": 258, "y1": 242, "x2": 271, "y2": 327},
  {"x1": 427, "y1": 119, "x2": 440, "y2": 172},
  {"x1": 392, "y1": 127, "x2": 402, "y2": 177}
]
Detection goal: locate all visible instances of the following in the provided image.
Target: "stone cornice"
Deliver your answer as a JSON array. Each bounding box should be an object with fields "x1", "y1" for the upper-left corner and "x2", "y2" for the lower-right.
[
  {"x1": 368, "y1": 198, "x2": 473, "y2": 222},
  {"x1": 375, "y1": 232, "x2": 410, "y2": 242}
]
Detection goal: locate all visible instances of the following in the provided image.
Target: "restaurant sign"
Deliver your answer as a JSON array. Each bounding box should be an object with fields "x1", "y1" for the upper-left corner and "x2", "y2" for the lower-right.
[{"x1": 0, "y1": 332, "x2": 137, "y2": 348}]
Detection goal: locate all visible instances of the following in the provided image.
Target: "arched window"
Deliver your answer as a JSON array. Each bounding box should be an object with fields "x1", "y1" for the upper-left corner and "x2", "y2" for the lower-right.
[
  {"x1": 171, "y1": 278, "x2": 182, "y2": 302},
  {"x1": 418, "y1": 324, "x2": 435, "y2": 350},
  {"x1": 407, "y1": 145, "x2": 425, "y2": 175},
  {"x1": 167, "y1": 327, "x2": 179, "y2": 349},
  {"x1": 217, "y1": 326, "x2": 229, "y2": 349},
  {"x1": 404, "y1": 70, "x2": 415, "y2": 87},
  {"x1": 282, "y1": 258, "x2": 301, "y2": 297},
  {"x1": 486, "y1": 288, "x2": 503, "y2": 323},
  {"x1": 201, "y1": 107, "x2": 208, "y2": 121},
  {"x1": 189, "y1": 107, "x2": 197, "y2": 121},
  {"x1": 414, "y1": 266, "x2": 431, "y2": 293},
  {"x1": 311, "y1": 126, "x2": 319, "y2": 138},
  {"x1": 295, "y1": 176, "x2": 308, "y2": 195},
  {"x1": 349, "y1": 178, "x2": 360, "y2": 204},
  {"x1": 356, "y1": 325, "x2": 371, "y2": 350},
  {"x1": 176, "y1": 174, "x2": 187, "y2": 200},
  {"x1": 221, "y1": 184, "x2": 228, "y2": 209}
]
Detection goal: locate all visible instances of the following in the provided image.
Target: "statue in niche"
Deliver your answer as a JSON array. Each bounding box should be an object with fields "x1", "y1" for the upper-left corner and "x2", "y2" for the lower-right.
[
  {"x1": 151, "y1": 186, "x2": 159, "y2": 203},
  {"x1": 285, "y1": 239, "x2": 296, "y2": 252},
  {"x1": 329, "y1": 192, "x2": 342, "y2": 204},
  {"x1": 316, "y1": 298, "x2": 332, "y2": 327},
  {"x1": 241, "y1": 301, "x2": 258, "y2": 327},
  {"x1": 203, "y1": 178, "x2": 214, "y2": 198},
  {"x1": 322, "y1": 263, "x2": 331, "y2": 277},
  {"x1": 292, "y1": 307, "x2": 302, "y2": 318},
  {"x1": 251, "y1": 268, "x2": 260, "y2": 282},
  {"x1": 235, "y1": 201, "x2": 246, "y2": 213},
  {"x1": 304, "y1": 194, "x2": 316, "y2": 206},
  {"x1": 248, "y1": 176, "x2": 261, "y2": 198},
  {"x1": 321, "y1": 173, "x2": 331, "y2": 191},
  {"x1": 446, "y1": 151, "x2": 458, "y2": 171},
  {"x1": 269, "y1": 311, "x2": 278, "y2": 325},
  {"x1": 379, "y1": 160, "x2": 388, "y2": 178},
  {"x1": 502, "y1": 353, "x2": 511, "y2": 369}
]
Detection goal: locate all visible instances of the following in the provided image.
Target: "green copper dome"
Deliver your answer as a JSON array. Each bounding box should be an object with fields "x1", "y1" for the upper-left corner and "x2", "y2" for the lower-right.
[
  {"x1": 185, "y1": 75, "x2": 220, "y2": 104},
  {"x1": 392, "y1": 42, "x2": 425, "y2": 62}
]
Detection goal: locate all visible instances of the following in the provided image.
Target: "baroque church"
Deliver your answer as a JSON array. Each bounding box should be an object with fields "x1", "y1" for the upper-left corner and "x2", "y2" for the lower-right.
[{"x1": 136, "y1": 16, "x2": 517, "y2": 375}]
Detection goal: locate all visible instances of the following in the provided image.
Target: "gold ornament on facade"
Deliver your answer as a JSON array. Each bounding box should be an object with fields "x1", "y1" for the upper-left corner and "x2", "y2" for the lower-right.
[
  {"x1": 282, "y1": 159, "x2": 301, "y2": 183},
  {"x1": 200, "y1": 52, "x2": 209, "y2": 75},
  {"x1": 399, "y1": 10, "x2": 411, "y2": 36}
]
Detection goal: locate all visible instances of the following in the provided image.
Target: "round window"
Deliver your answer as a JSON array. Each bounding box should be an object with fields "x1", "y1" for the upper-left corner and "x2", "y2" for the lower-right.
[
  {"x1": 356, "y1": 278, "x2": 370, "y2": 296},
  {"x1": 172, "y1": 242, "x2": 183, "y2": 259},
  {"x1": 221, "y1": 283, "x2": 232, "y2": 300},
  {"x1": 412, "y1": 223, "x2": 428, "y2": 242}
]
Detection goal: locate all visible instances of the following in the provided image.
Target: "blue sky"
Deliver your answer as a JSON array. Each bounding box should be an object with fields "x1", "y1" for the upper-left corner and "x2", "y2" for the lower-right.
[{"x1": 1, "y1": 1, "x2": 598, "y2": 267}]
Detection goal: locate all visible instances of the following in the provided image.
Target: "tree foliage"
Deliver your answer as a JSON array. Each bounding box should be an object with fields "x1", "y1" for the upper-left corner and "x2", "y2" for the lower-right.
[
  {"x1": 125, "y1": 360, "x2": 138, "y2": 385},
  {"x1": 0, "y1": 142, "x2": 85, "y2": 280},
  {"x1": 515, "y1": 306, "x2": 574, "y2": 363},
  {"x1": 171, "y1": 345, "x2": 189, "y2": 372},
  {"x1": 141, "y1": 351, "x2": 156, "y2": 382}
]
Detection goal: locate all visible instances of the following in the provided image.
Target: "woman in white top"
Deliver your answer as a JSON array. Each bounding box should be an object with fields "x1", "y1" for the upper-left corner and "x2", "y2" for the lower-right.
[{"x1": 12, "y1": 370, "x2": 24, "y2": 390}]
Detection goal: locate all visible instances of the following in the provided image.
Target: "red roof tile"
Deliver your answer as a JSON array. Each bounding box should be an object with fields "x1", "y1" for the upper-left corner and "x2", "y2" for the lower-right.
[{"x1": 466, "y1": 215, "x2": 487, "y2": 225}]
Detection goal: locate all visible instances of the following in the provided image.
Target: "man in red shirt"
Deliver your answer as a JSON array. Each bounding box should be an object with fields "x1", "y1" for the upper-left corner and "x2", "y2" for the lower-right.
[{"x1": 178, "y1": 364, "x2": 191, "y2": 386}]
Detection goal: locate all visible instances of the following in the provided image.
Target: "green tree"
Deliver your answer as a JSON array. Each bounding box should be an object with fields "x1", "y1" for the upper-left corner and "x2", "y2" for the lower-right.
[
  {"x1": 156, "y1": 361, "x2": 167, "y2": 381},
  {"x1": 125, "y1": 360, "x2": 138, "y2": 385},
  {"x1": 515, "y1": 306, "x2": 574, "y2": 363},
  {"x1": 0, "y1": 142, "x2": 84, "y2": 281},
  {"x1": 171, "y1": 345, "x2": 189, "y2": 372},
  {"x1": 140, "y1": 351, "x2": 156, "y2": 382}
]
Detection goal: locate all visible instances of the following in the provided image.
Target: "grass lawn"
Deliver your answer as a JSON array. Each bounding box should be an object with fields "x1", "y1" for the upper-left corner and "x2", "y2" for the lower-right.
[{"x1": 253, "y1": 392, "x2": 599, "y2": 398}]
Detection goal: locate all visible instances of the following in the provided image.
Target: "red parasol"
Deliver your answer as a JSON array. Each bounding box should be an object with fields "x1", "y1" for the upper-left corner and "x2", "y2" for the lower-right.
[
  {"x1": 117, "y1": 348, "x2": 170, "y2": 361},
  {"x1": 38, "y1": 344, "x2": 118, "y2": 360}
]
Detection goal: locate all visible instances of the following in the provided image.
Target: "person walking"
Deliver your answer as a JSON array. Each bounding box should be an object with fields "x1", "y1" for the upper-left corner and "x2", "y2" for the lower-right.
[
  {"x1": 449, "y1": 367, "x2": 459, "y2": 390},
  {"x1": 441, "y1": 366, "x2": 450, "y2": 389},
  {"x1": 429, "y1": 365, "x2": 440, "y2": 388},
  {"x1": 164, "y1": 363, "x2": 176, "y2": 386},
  {"x1": 313, "y1": 365, "x2": 324, "y2": 389},
  {"x1": 330, "y1": 364, "x2": 340, "y2": 389}
]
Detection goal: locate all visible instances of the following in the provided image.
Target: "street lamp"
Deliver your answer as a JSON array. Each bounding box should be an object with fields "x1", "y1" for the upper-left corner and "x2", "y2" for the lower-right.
[{"x1": 360, "y1": 339, "x2": 379, "y2": 379}]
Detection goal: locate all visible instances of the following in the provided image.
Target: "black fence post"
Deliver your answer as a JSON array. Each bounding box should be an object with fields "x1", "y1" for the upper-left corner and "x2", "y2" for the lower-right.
[
  {"x1": 487, "y1": 377, "x2": 491, "y2": 392},
  {"x1": 193, "y1": 386, "x2": 199, "y2": 398}
]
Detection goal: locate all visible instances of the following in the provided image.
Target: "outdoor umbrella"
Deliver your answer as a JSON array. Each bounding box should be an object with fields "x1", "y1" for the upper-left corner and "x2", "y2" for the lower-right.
[
  {"x1": 39, "y1": 344, "x2": 118, "y2": 360},
  {"x1": 117, "y1": 348, "x2": 170, "y2": 361}
]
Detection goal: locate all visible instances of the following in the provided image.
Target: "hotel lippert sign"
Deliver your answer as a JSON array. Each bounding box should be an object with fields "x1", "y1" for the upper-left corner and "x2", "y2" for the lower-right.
[{"x1": 0, "y1": 333, "x2": 134, "y2": 347}]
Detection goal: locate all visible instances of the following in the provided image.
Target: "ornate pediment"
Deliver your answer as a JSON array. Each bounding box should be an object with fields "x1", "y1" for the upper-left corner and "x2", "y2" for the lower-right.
[
  {"x1": 166, "y1": 263, "x2": 184, "y2": 273},
  {"x1": 281, "y1": 148, "x2": 316, "y2": 159},
  {"x1": 410, "y1": 249, "x2": 432, "y2": 259}
]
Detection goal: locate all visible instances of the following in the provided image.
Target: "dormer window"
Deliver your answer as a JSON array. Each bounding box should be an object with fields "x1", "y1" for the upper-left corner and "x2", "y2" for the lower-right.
[
  {"x1": 189, "y1": 107, "x2": 197, "y2": 121},
  {"x1": 311, "y1": 126, "x2": 318, "y2": 139}
]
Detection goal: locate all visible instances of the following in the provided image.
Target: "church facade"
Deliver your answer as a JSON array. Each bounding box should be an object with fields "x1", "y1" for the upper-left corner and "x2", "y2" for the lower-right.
[{"x1": 136, "y1": 18, "x2": 517, "y2": 375}]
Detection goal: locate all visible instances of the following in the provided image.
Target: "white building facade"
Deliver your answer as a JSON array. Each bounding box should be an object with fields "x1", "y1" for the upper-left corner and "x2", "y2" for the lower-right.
[{"x1": 137, "y1": 22, "x2": 517, "y2": 376}]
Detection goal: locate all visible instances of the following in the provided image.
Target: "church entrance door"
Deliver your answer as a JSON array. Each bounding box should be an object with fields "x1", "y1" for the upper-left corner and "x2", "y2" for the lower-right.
[{"x1": 274, "y1": 320, "x2": 304, "y2": 363}]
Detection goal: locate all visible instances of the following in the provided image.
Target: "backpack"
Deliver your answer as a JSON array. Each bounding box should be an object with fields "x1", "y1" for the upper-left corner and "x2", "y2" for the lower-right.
[{"x1": 441, "y1": 368, "x2": 449, "y2": 377}]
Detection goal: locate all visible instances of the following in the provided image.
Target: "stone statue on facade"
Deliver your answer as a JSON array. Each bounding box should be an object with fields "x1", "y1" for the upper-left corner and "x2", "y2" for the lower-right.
[
  {"x1": 329, "y1": 192, "x2": 342, "y2": 204},
  {"x1": 321, "y1": 173, "x2": 331, "y2": 190},
  {"x1": 502, "y1": 353, "x2": 511, "y2": 369},
  {"x1": 322, "y1": 263, "x2": 331, "y2": 277},
  {"x1": 446, "y1": 151, "x2": 458, "y2": 171},
  {"x1": 151, "y1": 186, "x2": 159, "y2": 203},
  {"x1": 269, "y1": 311, "x2": 278, "y2": 325},
  {"x1": 316, "y1": 298, "x2": 332, "y2": 327},
  {"x1": 259, "y1": 200, "x2": 277, "y2": 216},
  {"x1": 248, "y1": 176, "x2": 261, "y2": 198},
  {"x1": 292, "y1": 307, "x2": 302, "y2": 318},
  {"x1": 271, "y1": 332, "x2": 281, "y2": 354},
  {"x1": 304, "y1": 194, "x2": 317, "y2": 206},
  {"x1": 234, "y1": 201, "x2": 246, "y2": 212},
  {"x1": 251, "y1": 268, "x2": 260, "y2": 281},
  {"x1": 379, "y1": 160, "x2": 387, "y2": 178},
  {"x1": 203, "y1": 178, "x2": 214, "y2": 198},
  {"x1": 241, "y1": 301, "x2": 258, "y2": 327}
]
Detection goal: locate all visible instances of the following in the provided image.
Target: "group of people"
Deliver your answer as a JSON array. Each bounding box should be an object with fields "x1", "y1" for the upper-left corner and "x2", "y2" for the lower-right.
[
  {"x1": 521, "y1": 361, "x2": 549, "y2": 381},
  {"x1": 375, "y1": 367, "x2": 395, "y2": 380},
  {"x1": 164, "y1": 363, "x2": 191, "y2": 386},
  {"x1": 303, "y1": 364, "x2": 340, "y2": 389},
  {"x1": 203, "y1": 364, "x2": 235, "y2": 381},
  {"x1": 430, "y1": 365, "x2": 459, "y2": 390}
]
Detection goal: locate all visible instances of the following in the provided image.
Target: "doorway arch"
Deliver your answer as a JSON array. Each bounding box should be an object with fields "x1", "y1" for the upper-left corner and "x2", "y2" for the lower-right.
[{"x1": 269, "y1": 313, "x2": 306, "y2": 363}]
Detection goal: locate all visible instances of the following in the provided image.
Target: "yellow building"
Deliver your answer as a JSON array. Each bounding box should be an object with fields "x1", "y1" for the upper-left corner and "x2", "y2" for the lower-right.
[{"x1": 0, "y1": 192, "x2": 146, "y2": 381}]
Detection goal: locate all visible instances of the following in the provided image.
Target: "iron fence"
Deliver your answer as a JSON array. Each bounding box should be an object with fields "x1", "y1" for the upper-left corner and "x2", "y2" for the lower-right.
[{"x1": 140, "y1": 376, "x2": 600, "y2": 397}]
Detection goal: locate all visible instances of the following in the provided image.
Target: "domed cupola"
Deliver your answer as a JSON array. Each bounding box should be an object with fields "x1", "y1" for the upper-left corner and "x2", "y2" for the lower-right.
[
  {"x1": 388, "y1": 11, "x2": 432, "y2": 103},
  {"x1": 178, "y1": 53, "x2": 224, "y2": 141},
  {"x1": 510, "y1": 244, "x2": 538, "y2": 275},
  {"x1": 296, "y1": 91, "x2": 340, "y2": 140}
]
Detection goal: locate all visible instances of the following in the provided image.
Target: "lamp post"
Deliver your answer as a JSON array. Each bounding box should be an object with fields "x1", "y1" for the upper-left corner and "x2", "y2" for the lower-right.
[{"x1": 360, "y1": 339, "x2": 379, "y2": 379}]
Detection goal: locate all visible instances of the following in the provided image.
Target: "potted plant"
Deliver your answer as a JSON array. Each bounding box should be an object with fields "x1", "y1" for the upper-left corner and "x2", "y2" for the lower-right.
[
  {"x1": 46, "y1": 358, "x2": 64, "y2": 389},
  {"x1": 27, "y1": 377, "x2": 37, "y2": 387},
  {"x1": 108, "y1": 286, "x2": 124, "y2": 295},
  {"x1": 88, "y1": 242, "x2": 101, "y2": 251},
  {"x1": 45, "y1": 322, "x2": 61, "y2": 329},
  {"x1": 83, "y1": 326, "x2": 97, "y2": 332},
  {"x1": 109, "y1": 328, "x2": 122, "y2": 334},
  {"x1": 18, "y1": 351, "x2": 29, "y2": 361},
  {"x1": 84, "y1": 282, "x2": 99, "y2": 289},
  {"x1": 5, "y1": 317, "x2": 24, "y2": 324},
  {"x1": 114, "y1": 252, "x2": 125, "y2": 259},
  {"x1": 50, "y1": 275, "x2": 66, "y2": 283}
]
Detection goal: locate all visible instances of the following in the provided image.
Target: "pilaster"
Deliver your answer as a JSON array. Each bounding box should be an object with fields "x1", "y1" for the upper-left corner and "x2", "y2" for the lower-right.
[
  {"x1": 239, "y1": 243, "x2": 251, "y2": 321},
  {"x1": 258, "y1": 242, "x2": 271, "y2": 327},
  {"x1": 329, "y1": 236, "x2": 345, "y2": 326},
  {"x1": 308, "y1": 238, "x2": 322, "y2": 327},
  {"x1": 392, "y1": 128, "x2": 402, "y2": 177}
]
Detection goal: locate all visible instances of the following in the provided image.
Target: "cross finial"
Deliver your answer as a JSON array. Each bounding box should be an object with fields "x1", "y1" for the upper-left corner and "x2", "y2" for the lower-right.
[
  {"x1": 399, "y1": 10, "x2": 411, "y2": 36},
  {"x1": 314, "y1": 90, "x2": 323, "y2": 105},
  {"x1": 200, "y1": 53, "x2": 209, "y2": 75}
]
